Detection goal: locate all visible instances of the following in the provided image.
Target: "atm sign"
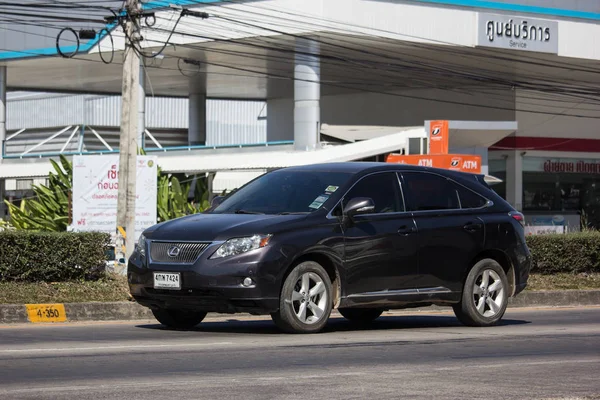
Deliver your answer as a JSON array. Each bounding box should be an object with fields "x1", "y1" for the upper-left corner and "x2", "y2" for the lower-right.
[{"x1": 386, "y1": 154, "x2": 481, "y2": 174}]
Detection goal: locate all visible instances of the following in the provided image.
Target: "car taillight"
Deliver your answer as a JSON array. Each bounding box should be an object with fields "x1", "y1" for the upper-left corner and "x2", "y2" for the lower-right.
[{"x1": 509, "y1": 211, "x2": 525, "y2": 227}]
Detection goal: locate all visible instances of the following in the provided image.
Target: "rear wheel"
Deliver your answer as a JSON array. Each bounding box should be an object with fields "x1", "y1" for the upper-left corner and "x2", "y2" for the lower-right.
[
  {"x1": 453, "y1": 258, "x2": 508, "y2": 327},
  {"x1": 338, "y1": 308, "x2": 383, "y2": 323},
  {"x1": 152, "y1": 308, "x2": 207, "y2": 329},
  {"x1": 271, "y1": 261, "x2": 333, "y2": 333}
]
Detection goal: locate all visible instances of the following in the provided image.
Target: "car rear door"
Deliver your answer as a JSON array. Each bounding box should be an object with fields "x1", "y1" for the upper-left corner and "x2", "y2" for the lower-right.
[
  {"x1": 340, "y1": 171, "x2": 419, "y2": 297},
  {"x1": 400, "y1": 171, "x2": 487, "y2": 294}
]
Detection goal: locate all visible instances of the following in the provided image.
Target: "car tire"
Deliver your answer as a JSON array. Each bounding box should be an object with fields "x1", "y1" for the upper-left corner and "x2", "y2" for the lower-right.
[
  {"x1": 152, "y1": 308, "x2": 207, "y2": 329},
  {"x1": 271, "y1": 261, "x2": 333, "y2": 334},
  {"x1": 338, "y1": 308, "x2": 383, "y2": 323},
  {"x1": 453, "y1": 258, "x2": 509, "y2": 327}
]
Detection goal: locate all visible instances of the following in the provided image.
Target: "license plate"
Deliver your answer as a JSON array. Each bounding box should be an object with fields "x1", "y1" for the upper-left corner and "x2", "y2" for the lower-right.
[{"x1": 153, "y1": 272, "x2": 181, "y2": 290}]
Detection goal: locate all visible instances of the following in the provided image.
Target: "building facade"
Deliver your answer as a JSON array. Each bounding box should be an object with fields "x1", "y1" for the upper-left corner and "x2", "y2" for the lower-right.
[{"x1": 1, "y1": 0, "x2": 600, "y2": 231}]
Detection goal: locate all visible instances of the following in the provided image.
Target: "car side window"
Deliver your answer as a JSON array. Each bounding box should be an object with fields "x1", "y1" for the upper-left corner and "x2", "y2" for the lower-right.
[
  {"x1": 401, "y1": 172, "x2": 460, "y2": 211},
  {"x1": 454, "y1": 184, "x2": 488, "y2": 209},
  {"x1": 341, "y1": 172, "x2": 405, "y2": 214}
]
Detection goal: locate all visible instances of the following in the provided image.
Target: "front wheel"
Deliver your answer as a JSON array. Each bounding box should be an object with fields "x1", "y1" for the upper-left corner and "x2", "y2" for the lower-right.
[
  {"x1": 271, "y1": 261, "x2": 333, "y2": 333},
  {"x1": 453, "y1": 259, "x2": 508, "y2": 327},
  {"x1": 152, "y1": 308, "x2": 207, "y2": 329}
]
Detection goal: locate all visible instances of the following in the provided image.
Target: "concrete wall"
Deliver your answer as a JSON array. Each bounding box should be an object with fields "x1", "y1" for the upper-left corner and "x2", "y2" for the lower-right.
[
  {"x1": 267, "y1": 98, "x2": 294, "y2": 142},
  {"x1": 321, "y1": 88, "x2": 516, "y2": 127},
  {"x1": 267, "y1": 87, "x2": 516, "y2": 142},
  {"x1": 515, "y1": 91, "x2": 600, "y2": 139}
]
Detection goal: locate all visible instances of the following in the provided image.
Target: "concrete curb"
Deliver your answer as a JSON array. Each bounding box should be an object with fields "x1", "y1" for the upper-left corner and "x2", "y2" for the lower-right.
[{"x1": 1, "y1": 290, "x2": 599, "y2": 324}]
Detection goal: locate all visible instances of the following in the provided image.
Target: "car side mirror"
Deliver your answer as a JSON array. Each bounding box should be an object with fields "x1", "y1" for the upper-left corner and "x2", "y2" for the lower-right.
[
  {"x1": 211, "y1": 195, "x2": 225, "y2": 208},
  {"x1": 343, "y1": 197, "x2": 375, "y2": 219}
]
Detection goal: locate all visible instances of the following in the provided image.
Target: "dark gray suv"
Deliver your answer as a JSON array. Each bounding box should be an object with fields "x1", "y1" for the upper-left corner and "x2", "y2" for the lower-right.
[{"x1": 128, "y1": 162, "x2": 531, "y2": 333}]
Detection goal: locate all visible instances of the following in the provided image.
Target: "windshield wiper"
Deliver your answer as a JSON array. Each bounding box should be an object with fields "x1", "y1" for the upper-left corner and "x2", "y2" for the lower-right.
[
  {"x1": 278, "y1": 212, "x2": 310, "y2": 215},
  {"x1": 234, "y1": 209, "x2": 265, "y2": 215}
]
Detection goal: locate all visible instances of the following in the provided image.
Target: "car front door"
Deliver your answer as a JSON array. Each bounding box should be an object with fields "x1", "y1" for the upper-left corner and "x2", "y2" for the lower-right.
[
  {"x1": 400, "y1": 171, "x2": 487, "y2": 294},
  {"x1": 339, "y1": 171, "x2": 419, "y2": 298}
]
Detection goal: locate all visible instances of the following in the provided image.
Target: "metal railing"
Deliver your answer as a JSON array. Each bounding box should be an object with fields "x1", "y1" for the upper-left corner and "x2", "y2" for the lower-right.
[
  {"x1": 2, "y1": 126, "x2": 293, "y2": 159},
  {"x1": 142, "y1": 140, "x2": 294, "y2": 152}
]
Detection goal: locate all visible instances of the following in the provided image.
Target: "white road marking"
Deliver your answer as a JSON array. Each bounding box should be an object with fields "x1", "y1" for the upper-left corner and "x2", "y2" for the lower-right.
[{"x1": 0, "y1": 341, "x2": 234, "y2": 354}]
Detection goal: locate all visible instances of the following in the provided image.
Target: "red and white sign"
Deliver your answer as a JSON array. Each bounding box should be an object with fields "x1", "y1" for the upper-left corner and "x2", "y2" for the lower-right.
[
  {"x1": 524, "y1": 157, "x2": 600, "y2": 174},
  {"x1": 72, "y1": 155, "x2": 157, "y2": 241},
  {"x1": 543, "y1": 160, "x2": 600, "y2": 174}
]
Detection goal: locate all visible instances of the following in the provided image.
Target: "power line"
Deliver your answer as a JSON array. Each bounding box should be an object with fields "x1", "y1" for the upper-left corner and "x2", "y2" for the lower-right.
[
  {"x1": 134, "y1": 20, "x2": 600, "y2": 117},
  {"x1": 4, "y1": 2, "x2": 600, "y2": 119},
  {"x1": 156, "y1": 9, "x2": 600, "y2": 99}
]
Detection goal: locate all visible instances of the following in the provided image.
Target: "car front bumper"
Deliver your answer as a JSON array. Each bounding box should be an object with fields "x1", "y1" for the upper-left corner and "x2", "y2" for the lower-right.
[{"x1": 127, "y1": 246, "x2": 286, "y2": 315}]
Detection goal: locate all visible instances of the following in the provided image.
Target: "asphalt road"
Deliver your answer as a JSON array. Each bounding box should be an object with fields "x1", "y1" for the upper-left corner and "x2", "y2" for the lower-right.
[{"x1": 0, "y1": 307, "x2": 599, "y2": 400}]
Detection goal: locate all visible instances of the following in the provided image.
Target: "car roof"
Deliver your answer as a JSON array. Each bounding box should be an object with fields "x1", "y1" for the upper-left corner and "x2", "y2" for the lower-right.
[{"x1": 282, "y1": 161, "x2": 474, "y2": 178}]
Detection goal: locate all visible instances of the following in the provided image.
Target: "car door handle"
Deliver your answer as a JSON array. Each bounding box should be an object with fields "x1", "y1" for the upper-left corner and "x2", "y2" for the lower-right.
[
  {"x1": 398, "y1": 225, "x2": 417, "y2": 235},
  {"x1": 463, "y1": 222, "x2": 483, "y2": 233}
]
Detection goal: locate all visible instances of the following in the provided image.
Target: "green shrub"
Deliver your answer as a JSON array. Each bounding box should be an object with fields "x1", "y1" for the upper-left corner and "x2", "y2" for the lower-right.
[
  {"x1": 526, "y1": 231, "x2": 600, "y2": 274},
  {"x1": 0, "y1": 231, "x2": 111, "y2": 282}
]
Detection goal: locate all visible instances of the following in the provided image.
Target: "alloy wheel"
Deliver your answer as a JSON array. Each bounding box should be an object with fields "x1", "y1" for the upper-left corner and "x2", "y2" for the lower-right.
[
  {"x1": 473, "y1": 269, "x2": 505, "y2": 318},
  {"x1": 291, "y1": 272, "x2": 328, "y2": 324}
]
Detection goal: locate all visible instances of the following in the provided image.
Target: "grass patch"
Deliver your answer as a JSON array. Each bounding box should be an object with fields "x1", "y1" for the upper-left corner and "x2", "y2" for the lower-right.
[
  {"x1": 0, "y1": 274, "x2": 131, "y2": 304},
  {"x1": 526, "y1": 273, "x2": 600, "y2": 291},
  {"x1": 0, "y1": 273, "x2": 599, "y2": 304}
]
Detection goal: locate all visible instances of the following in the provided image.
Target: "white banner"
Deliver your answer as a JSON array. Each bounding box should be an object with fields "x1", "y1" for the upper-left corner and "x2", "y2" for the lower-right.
[
  {"x1": 72, "y1": 155, "x2": 158, "y2": 241},
  {"x1": 525, "y1": 225, "x2": 565, "y2": 236}
]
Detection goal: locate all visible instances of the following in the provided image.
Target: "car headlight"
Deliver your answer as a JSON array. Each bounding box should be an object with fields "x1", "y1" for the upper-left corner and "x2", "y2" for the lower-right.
[
  {"x1": 136, "y1": 234, "x2": 147, "y2": 257},
  {"x1": 210, "y1": 234, "x2": 272, "y2": 259}
]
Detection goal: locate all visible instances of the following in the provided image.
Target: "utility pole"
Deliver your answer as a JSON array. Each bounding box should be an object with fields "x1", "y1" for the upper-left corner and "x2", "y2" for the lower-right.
[{"x1": 116, "y1": 0, "x2": 141, "y2": 265}]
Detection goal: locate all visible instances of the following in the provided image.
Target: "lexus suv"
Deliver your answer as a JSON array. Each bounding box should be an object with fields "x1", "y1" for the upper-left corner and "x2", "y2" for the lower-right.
[{"x1": 128, "y1": 162, "x2": 531, "y2": 333}]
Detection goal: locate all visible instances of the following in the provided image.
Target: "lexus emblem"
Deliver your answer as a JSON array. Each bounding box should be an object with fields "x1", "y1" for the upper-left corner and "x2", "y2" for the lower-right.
[{"x1": 167, "y1": 246, "x2": 181, "y2": 257}]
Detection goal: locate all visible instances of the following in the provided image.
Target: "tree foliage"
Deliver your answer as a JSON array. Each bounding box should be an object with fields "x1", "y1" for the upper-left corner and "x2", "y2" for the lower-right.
[{"x1": 5, "y1": 155, "x2": 72, "y2": 231}]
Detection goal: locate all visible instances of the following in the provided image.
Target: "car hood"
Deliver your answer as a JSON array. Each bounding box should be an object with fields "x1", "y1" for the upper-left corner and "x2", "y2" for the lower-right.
[{"x1": 143, "y1": 213, "x2": 309, "y2": 241}]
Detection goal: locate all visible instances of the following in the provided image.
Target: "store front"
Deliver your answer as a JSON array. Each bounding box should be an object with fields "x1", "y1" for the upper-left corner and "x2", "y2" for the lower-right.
[
  {"x1": 489, "y1": 155, "x2": 600, "y2": 232},
  {"x1": 523, "y1": 157, "x2": 600, "y2": 230}
]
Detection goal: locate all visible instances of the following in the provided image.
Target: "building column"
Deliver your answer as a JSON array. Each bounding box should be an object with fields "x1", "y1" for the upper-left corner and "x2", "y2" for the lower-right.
[
  {"x1": 138, "y1": 60, "x2": 146, "y2": 149},
  {"x1": 294, "y1": 39, "x2": 320, "y2": 151},
  {"x1": 188, "y1": 93, "x2": 206, "y2": 146},
  {"x1": 0, "y1": 66, "x2": 6, "y2": 219},
  {"x1": 506, "y1": 150, "x2": 523, "y2": 211}
]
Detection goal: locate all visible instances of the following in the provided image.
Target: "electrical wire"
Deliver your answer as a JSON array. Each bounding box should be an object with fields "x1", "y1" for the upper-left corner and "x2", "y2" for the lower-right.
[
  {"x1": 5, "y1": 2, "x2": 600, "y2": 118},
  {"x1": 56, "y1": 27, "x2": 80, "y2": 58},
  {"x1": 0, "y1": 9, "x2": 107, "y2": 23},
  {"x1": 97, "y1": 27, "x2": 114, "y2": 64},
  {"x1": 160, "y1": 12, "x2": 600, "y2": 98},
  {"x1": 212, "y1": 0, "x2": 600, "y2": 75},
  {"x1": 142, "y1": 20, "x2": 600, "y2": 109},
  {"x1": 115, "y1": 22, "x2": 600, "y2": 115}
]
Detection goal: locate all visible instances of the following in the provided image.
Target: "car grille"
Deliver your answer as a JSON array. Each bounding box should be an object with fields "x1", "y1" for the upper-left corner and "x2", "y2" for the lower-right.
[{"x1": 149, "y1": 241, "x2": 211, "y2": 263}]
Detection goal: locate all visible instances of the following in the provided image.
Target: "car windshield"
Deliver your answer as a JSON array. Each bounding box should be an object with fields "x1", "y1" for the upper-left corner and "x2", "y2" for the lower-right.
[{"x1": 211, "y1": 169, "x2": 353, "y2": 215}]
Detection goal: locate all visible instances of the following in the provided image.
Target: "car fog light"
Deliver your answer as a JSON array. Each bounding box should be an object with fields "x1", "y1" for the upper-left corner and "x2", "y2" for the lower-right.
[{"x1": 242, "y1": 277, "x2": 253, "y2": 287}]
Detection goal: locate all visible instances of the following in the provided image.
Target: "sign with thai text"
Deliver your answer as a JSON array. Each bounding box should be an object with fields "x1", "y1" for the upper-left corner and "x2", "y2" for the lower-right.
[
  {"x1": 524, "y1": 157, "x2": 600, "y2": 174},
  {"x1": 476, "y1": 13, "x2": 559, "y2": 54},
  {"x1": 72, "y1": 155, "x2": 157, "y2": 241}
]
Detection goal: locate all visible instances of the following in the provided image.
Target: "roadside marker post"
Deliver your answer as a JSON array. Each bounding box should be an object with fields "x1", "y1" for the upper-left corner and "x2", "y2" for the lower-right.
[{"x1": 26, "y1": 304, "x2": 67, "y2": 323}]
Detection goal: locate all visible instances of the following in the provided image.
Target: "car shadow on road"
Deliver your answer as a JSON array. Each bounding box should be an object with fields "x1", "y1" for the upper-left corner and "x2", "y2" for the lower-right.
[{"x1": 135, "y1": 314, "x2": 531, "y2": 335}]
